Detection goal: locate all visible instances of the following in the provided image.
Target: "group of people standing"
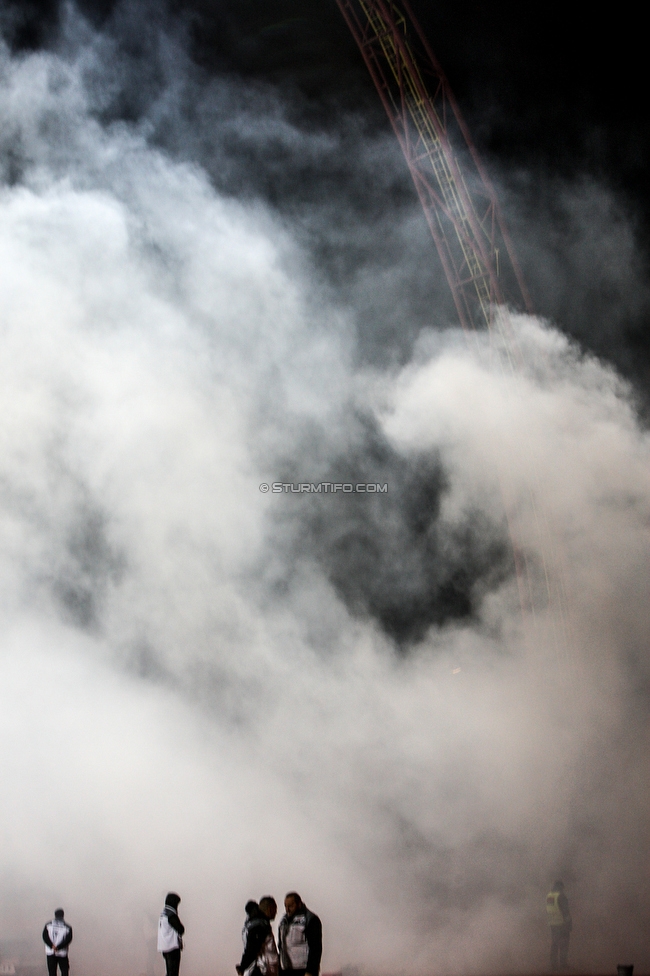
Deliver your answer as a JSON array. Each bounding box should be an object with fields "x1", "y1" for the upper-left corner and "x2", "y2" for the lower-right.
[
  {"x1": 155, "y1": 890, "x2": 321, "y2": 976},
  {"x1": 236, "y1": 893, "x2": 322, "y2": 976},
  {"x1": 43, "y1": 882, "x2": 566, "y2": 975},
  {"x1": 41, "y1": 900, "x2": 186, "y2": 976},
  {"x1": 42, "y1": 891, "x2": 320, "y2": 976}
]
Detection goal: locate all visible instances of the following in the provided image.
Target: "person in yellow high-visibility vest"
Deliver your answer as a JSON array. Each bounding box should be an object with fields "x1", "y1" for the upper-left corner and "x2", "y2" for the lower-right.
[{"x1": 546, "y1": 880, "x2": 572, "y2": 971}]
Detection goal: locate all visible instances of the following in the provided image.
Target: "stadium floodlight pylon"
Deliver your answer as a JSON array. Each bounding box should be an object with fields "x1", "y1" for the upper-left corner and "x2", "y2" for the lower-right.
[
  {"x1": 337, "y1": 0, "x2": 578, "y2": 664},
  {"x1": 335, "y1": 0, "x2": 533, "y2": 335}
]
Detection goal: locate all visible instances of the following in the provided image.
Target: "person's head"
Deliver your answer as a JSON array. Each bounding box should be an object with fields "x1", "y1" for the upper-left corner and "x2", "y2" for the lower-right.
[
  {"x1": 553, "y1": 880, "x2": 564, "y2": 892},
  {"x1": 259, "y1": 897, "x2": 277, "y2": 921},
  {"x1": 245, "y1": 900, "x2": 259, "y2": 917},
  {"x1": 284, "y1": 893, "x2": 302, "y2": 918},
  {"x1": 54, "y1": 909, "x2": 64, "y2": 920},
  {"x1": 165, "y1": 892, "x2": 181, "y2": 909}
]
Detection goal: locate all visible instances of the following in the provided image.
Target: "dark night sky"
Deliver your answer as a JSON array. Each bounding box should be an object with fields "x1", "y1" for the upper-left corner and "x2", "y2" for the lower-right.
[
  {"x1": 6, "y1": 0, "x2": 649, "y2": 197},
  {"x1": 3, "y1": 0, "x2": 650, "y2": 394}
]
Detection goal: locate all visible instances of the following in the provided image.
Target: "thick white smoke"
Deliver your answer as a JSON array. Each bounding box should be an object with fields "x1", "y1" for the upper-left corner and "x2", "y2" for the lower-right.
[{"x1": 0, "y1": 22, "x2": 649, "y2": 976}]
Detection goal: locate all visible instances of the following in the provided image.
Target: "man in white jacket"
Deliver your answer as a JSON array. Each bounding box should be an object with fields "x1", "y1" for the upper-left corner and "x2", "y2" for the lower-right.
[
  {"x1": 42, "y1": 909, "x2": 73, "y2": 976},
  {"x1": 278, "y1": 894, "x2": 321, "y2": 976},
  {"x1": 158, "y1": 893, "x2": 185, "y2": 976}
]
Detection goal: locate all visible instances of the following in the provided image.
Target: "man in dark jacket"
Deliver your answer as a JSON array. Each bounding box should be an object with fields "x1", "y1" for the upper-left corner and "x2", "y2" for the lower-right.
[
  {"x1": 278, "y1": 893, "x2": 322, "y2": 976},
  {"x1": 42, "y1": 909, "x2": 73, "y2": 976},
  {"x1": 236, "y1": 898, "x2": 278, "y2": 976},
  {"x1": 158, "y1": 893, "x2": 185, "y2": 976}
]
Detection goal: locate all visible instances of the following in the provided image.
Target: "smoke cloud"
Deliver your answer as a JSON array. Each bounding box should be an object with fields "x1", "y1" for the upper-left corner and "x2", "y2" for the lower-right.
[{"x1": 1, "y1": 8, "x2": 649, "y2": 976}]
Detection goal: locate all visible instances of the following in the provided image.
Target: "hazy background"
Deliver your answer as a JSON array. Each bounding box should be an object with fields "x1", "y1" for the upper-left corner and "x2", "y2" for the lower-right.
[{"x1": 0, "y1": 2, "x2": 649, "y2": 975}]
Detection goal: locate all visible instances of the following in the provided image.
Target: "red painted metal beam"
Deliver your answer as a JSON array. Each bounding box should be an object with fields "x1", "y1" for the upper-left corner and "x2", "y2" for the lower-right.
[{"x1": 335, "y1": 0, "x2": 533, "y2": 334}]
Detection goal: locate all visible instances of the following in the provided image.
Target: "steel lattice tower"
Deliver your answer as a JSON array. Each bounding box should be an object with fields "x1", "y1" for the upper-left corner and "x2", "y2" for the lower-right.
[
  {"x1": 336, "y1": 0, "x2": 579, "y2": 659},
  {"x1": 336, "y1": 0, "x2": 532, "y2": 334}
]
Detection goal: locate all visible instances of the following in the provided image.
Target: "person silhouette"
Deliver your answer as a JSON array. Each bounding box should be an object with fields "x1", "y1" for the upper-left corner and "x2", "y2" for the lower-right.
[
  {"x1": 158, "y1": 893, "x2": 185, "y2": 976},
  {"x1": 42, "y1": 909, "x2": 73, "y2": 976},
  {"x1": 546, "y1": 880, "x2": 572, "y2": 970}
]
